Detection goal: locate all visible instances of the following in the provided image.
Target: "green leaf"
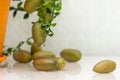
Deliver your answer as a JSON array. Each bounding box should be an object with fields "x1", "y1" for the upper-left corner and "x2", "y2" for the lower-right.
[
  {"x1": 51, "y1": 23, "x2": 57, "y2": 27},
  {"x1": 17, "y1": 7, "x2": 25, "y2": 11},
  {"x1": 13, "y1": 10, "x2": 17, "y2": 17},
  {"x1": 55, "y1": 5, "x2": 61, "y2": 11},
  {"x1": 24, "y1": 13, "x2": 29, "y2": 19},
  {"x1": 26, "y1": 40, "x2": 32, "y2": 45},
  {"x1": 49, "y1": 33, "x2": 54, "y2": 37},
  {"x1": 38, "y1": 17, "x2": 44, "y2": 23},
  {"x1": 43, "y1": 0, "x2": 50, "y2": 6},
  {"x1": 54, "y1": 12, "x2": 60, "y2": 18},
  {"x1": 16, "y1": 41, "x2": 24, "y2": 50},
  {"x1": 17, "y1": 1, "x2": 23, "y2": 8},
  {"x1": 46, "y1": 30, "x2": 49, "y2": 35},
  {"x1": 49, "y1": 28, "x2": 54, "y2": 36},
  {"x1": 7, "y1": 48, "x2": 13, "y2": 53},
  {"x1": 10, "y1": 6, "x2": 15, "y2": 10},
  {"x1": 55, "y1": 1, "x2": 62, "y2": 11},
  {"x1": 46, "y1": 8, "x2": 51, "y2": 13},
  {"x1": 2, "y1": 52, "x2": 8, "y2": 56},
  {"x1": 50, "y1": 0, "x2": 55, "y2": 7}
]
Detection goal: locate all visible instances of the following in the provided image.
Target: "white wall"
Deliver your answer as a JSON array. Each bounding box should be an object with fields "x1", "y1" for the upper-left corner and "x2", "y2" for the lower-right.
[{"x1": 4, "y1": 0, "x2": 120, "y2": 56}]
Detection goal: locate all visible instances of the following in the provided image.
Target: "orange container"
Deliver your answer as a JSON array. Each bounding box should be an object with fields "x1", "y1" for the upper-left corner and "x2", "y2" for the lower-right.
[{"x1": 0, "y1": 0, "x2": 10, "y2": 56}]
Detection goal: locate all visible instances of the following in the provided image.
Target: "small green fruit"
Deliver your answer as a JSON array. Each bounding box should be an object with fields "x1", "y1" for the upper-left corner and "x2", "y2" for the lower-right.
[
  {"x1": 55, "y1": 57, "x2": 65, "y2": 70},
  {"x1": 93, "y1": 60, "x2": 116, "y2": 73},
  {"x1": 32, "y1": 50, "x2": 55, "y2": 60},
  {"x1": 60, "y1": 49, "x2": 82, "y2": 62},
  {"x1": 13, "y1": 50, "x2": 32, "y2": 63},
  {"x1": 32, "y1": 22, "x2": 46, "y2": 46},
  {"x1": 33, "y1": 58, "x2": 57, "y2": 71},
  {"x1": 24, "y1": 0, "x2": 42, "y2": 13},
  {"x1": 31, "y1": 42, "x2": 42, "y2": 55}
]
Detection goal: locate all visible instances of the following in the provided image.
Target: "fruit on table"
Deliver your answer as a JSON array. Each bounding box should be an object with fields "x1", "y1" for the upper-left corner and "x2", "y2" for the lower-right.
[
  {"x1": 60, "y1": 49, "x2": 82, "y2": 62},
  {"x1": 24, "y1": 0, "x2": 43, "y2": 13},
  {"x1": 13, "y1": 50, "x2": 32, "y2": 63},
  {"x1": 32, "y1": 50, "x2": 55, "y2": 60},
  {"x1": 32, "y1": 22, "x2": 46, "y2": 46},
  {"x1": 33, "y1": 58, "x2": 57, "y2": 71},
  {"x1": 93, "y1": 60, "x2": 116, "y2": 73},
  {"x1": 31, "y1": 42, "x2": 42, "y2": 55},
  {"x1": 54, "y1": 57, "x2": 66, "y2": 70}
]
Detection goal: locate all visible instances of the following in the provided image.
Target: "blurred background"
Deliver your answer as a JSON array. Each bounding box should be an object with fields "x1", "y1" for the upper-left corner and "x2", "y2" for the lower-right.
[{"x1": 4, "y1": 0, "x2": 120, "y2": 56}]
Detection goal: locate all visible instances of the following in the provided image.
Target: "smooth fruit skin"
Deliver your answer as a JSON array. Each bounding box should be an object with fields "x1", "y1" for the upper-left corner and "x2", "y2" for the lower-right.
[
  {"x1": 32, "y1": 50, "x2": 55, "y2": 60},
  {"x1": 24, "y1": 0, "x2": 43, "y2": 13},
  {"x1": 55, "y1": 57, "x2": 66, "y2": 70},
  {"x1": 60, "y1": 49, "x2": 82, "y2": 62},
  {"x1": 93, "y1": 60, "x2": 116, "y2": 73},
  {"x1": 31, "y1": 42, "x2": 42, "y2": 55},
  {"x1": 13, "y1": 50, "x2": 32, "y2": 63},
  {"x1": 32, "y1": 22, "x2": 46, "y2": 46},
  {"x1": 33, "y1": 58, "x2": 57, "y2": 71}
]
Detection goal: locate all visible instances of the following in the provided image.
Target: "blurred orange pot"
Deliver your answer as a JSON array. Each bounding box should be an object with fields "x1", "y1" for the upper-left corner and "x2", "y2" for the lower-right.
[{"x1": 0, "y1": 0, "x2": 10, "y2": 61}]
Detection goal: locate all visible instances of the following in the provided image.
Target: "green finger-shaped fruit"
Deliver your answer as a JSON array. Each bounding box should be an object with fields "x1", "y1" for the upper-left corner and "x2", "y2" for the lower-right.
[
  {"x1": 33, "y1": 58, "x2": 57, "y2": 71},
  {"x1": 32, "y1": 50, "x2": 55, "y2": 60},
  {"x1": 13, "y1": 50, "x2": 32, "y2": 63},
  {"x1": 31, "y1": 42, "x2": 42, "y2": 55},
  {"x1": 24, "y1": 0, "x2": 43, "y2": 13},
  {"x1": 32, "y1": 22, "x2": 46, "y2": 46},
  {"x1": 55, "y1": 57, "x2": 65, "y2": 70},
  {"x1": 60, "y1": 49, "x2": 82, "y2": 62},
  {"x1": 93, "y1": 60, "x2": 116, "y2": 73}
]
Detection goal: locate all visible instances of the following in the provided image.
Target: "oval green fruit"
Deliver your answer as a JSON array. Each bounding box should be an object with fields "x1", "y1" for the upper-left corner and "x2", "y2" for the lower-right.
[
  {"x1": 13, "y1": 50, "x2": 32, "y2": 63},
  {"x1": 33, "y1": 58, "x2": 57, "y2": 71},
  {"x1": 24, "y1": 0, "x2": 43, "y2": 13},
  {"x1": 93, "y1": 60, "x2": 116, "y2": 73},
  {"x1": 32, "y1": 50, "x2": 55, "y2": 60},
  {"x1": 32, "y1": 22, "x2": 46, "y2": 46},
  {"x1": 55, "y1": 57, "x2": 66, "y2": 70},
  {"x1": 60, "y1": 49, "x2": 82, "y2": 62},
  {"x1": 31, "y1": 42, "x2": 42, "y2": 55}
]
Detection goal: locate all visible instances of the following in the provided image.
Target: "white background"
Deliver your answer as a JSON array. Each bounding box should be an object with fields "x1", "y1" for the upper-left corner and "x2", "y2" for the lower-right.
[{"x1": 4, "y1": 0, "x2": 120, "y2": 56}]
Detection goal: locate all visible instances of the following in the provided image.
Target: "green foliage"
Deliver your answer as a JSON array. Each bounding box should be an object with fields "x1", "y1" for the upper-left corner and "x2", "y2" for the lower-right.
[
  {"x1": 36, "y1": 0, "x2": 62, "y2": 37},
  {"x1": 4, "y1": 0, "x2": 62, "y2": 56},
  {"x1": 24, "y1": 12, "x2": 29, "y2": 19},
  {"x1": 10, "y1": 1, "x2": 30, "y2": 19},
  {"x1": 3, "y1": 37, "x2": 32, "y2": 56},
  {"x1": 10, "y1": 0, "x2": 62, "y2": 37}
]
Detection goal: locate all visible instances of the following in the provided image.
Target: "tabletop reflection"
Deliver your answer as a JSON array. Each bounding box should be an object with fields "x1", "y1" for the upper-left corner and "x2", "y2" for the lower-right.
[
  {"x1": 32, "y1": 71, "x2": 66, "y2": 80},
  {"x1": 93, "y1": 73, "x2": 116, "y2": 80},
  {"x1": 64, "y1": 62, "x2": 81, "y2": 75}
]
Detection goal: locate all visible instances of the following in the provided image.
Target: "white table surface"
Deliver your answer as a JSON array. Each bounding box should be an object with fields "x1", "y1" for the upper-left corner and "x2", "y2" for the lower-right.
[{"x1": 0, "y1": 56, "x2": 120, "y2": 80}]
